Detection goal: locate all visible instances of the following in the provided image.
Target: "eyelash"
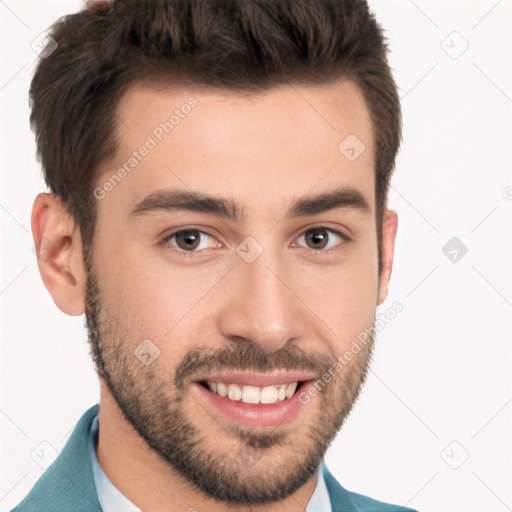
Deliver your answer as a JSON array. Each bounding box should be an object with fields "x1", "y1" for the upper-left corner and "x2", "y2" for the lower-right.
[{"x1": 160, "y1": 226, "x2": 351, "y2": 258}]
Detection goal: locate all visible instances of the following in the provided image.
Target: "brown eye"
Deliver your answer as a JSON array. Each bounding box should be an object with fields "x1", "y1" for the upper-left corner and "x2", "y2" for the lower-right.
[
  {"x1": 304, "y1": 228, "x2": 330, "y2": 249},
  {"x1": 296, "y1": 227, "x2": 348, "y2": 251},
  {"x1": 164, "y1": 229, "x2": 220, "y2": 254},
  {"x1": 174, "y1": 230, "x2": 202, "y2": 251}
]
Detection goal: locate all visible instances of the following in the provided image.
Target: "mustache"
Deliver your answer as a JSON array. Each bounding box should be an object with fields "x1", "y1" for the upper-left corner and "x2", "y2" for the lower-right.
[{"x1": 173, "y1": 338, "x2": 333, "y2": 387}]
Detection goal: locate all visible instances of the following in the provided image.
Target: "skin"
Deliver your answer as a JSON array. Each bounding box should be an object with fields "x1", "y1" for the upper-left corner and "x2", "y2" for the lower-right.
[{"x1": 31, "y1": 79, "x2": 398, "y2": 512}]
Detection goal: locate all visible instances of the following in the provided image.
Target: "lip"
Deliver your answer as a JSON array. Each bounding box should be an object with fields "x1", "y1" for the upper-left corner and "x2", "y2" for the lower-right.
[
  {"x1": 193, "y1": 379, "x2": 315, "y2": 427},
  {"x1": 191, "y1": 370, "x2": 317, "y2": 387}
]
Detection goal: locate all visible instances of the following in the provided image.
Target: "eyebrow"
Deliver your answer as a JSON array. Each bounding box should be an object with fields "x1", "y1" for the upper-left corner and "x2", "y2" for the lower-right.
[{"x1": 130, "y1": 185, "x2": 371, "y2": 223}]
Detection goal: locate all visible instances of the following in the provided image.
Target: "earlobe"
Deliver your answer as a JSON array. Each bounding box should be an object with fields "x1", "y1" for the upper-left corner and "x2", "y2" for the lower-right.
[
  {"x1": 31, "y1": 193, "x2": 87, "y2": 316},
  {"x1": 377, "y1": 209, "x2": 398, "y2": 305}
]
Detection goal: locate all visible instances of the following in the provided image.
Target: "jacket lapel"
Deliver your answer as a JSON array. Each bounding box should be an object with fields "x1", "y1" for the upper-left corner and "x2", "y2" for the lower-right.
[
  {"x1": 12, "y1": 404, "x2": 102, "y2": 512},
  {"x1": 322, "y1": 463, "x2": 358, "y2": 512}
]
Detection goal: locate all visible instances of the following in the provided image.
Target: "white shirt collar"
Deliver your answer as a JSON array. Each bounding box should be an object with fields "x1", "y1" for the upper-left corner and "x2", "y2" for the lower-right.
[
  {"x1": 88, "y1": 413, "x2": 331, "y2": 512},
  {"x1": 305, "y1": 462, "x2": 332, "y2": 512},
  {"x1": 88, "y1": 413, "x2": 141, "y2": 512}
]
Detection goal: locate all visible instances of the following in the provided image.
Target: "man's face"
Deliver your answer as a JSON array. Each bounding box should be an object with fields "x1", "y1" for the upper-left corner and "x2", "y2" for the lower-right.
[{"x1": 85, "y1": 80, "x2": 394, "y2": 504}]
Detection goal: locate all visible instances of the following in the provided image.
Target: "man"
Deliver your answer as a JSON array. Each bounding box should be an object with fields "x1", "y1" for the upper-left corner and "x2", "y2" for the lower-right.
[{"x1": 13, "y1": 0, "x2": 415, "y2": 510}]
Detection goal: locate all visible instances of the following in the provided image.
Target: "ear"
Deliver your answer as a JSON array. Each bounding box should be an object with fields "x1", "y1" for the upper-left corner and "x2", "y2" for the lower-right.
[
  {"x1": 377, "y1": 209, "x2": 398, "y2": 305},
  {"x1": 31, "y1": 193, "x2": 87, "y2": 316}
]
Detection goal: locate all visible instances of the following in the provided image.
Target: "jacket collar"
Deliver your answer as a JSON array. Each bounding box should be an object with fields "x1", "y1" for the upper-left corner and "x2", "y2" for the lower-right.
[
  {"x1": 13, "y1": 404, "x2": 102, "y2": 511},
  {"x1": 14, "y1": 404, "x2": 358, "y2": 512}
]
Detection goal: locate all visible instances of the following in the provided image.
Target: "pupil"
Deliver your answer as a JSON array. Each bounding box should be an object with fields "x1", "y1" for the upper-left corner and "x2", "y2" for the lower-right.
[
  {"x1": 179, "y1": 230, "x2": 200, "y2": 250},
  {"x1": 307, "y1": 229, "x2": 327, "y2": 249}
]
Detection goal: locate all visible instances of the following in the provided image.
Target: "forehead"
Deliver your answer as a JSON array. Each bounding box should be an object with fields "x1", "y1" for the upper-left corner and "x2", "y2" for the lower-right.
[{"x1": 99, "y1": 80, "x2": 376, "y2": 216}]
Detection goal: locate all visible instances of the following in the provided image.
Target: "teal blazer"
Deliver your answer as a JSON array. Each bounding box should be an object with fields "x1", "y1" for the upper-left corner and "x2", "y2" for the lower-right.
[{"x1": 12, "y1": 405, "x2": 417, "y2": 511}]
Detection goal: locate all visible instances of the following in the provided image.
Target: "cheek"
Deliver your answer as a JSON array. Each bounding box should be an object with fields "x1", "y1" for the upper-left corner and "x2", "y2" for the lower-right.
[
  {"x1": 304, "y1": 251, "x2": 378, "y2": 356},
  {"x1": 92, "y1": 237, "x2": 222, "y2": 350},
  {"x1": 316, "y1": 271, "x2": 377, "y2": 345}
]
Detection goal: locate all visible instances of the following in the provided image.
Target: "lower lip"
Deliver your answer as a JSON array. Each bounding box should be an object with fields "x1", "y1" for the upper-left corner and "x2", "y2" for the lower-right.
[{"x1": 193, "y1": 381, "x2": 313, "y2": 427}]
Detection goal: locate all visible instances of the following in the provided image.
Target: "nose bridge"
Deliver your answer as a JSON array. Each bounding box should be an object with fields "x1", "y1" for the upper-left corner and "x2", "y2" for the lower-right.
[{"x1": 217, "y1": 245, "x2": 306, "y2": 353}]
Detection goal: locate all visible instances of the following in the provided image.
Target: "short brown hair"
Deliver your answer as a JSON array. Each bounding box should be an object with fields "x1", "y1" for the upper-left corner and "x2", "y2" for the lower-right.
[{"x1": 30, "y1": 0, "x2": 401, "y2": 268}]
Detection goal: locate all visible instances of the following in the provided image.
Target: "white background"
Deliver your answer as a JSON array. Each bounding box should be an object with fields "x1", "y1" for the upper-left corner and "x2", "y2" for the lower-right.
[{"x1": 1, "y1": 1, "x2": 511, "y2": 511}]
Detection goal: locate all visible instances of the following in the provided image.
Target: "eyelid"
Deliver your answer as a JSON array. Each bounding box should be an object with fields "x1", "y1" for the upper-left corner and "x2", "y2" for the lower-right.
[
  {"x1": 292, "y1": 226, "x2": 351, "y2": 251},
  {"x1": 159, "y1": 227, "x2": 221, "y2": 256},
  {"x1": 297, "y1": 226, "x2": 350, "y2": 246},
  {"x1": 160, "y1": 225, "x2": 351, "y2": 257}
]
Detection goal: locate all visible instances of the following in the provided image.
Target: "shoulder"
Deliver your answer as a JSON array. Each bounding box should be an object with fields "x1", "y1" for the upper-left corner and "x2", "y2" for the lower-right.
[
  {"x1": 322, "y1": 464, "x2": 419, "y2": 512},
  {"x1": 11, "y1": 405, "x2": 102, "y2": 512}
]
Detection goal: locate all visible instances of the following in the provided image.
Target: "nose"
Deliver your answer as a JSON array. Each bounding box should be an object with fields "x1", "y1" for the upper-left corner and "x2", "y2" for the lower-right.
[{"x1": 216, "y1": 250, "x2": 307, "y2": 354}]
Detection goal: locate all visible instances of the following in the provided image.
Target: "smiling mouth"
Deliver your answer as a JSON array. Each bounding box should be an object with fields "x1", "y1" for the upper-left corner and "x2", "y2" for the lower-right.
[{"x1": 198, "y1": 380, "x2": 308, "y2": 405}]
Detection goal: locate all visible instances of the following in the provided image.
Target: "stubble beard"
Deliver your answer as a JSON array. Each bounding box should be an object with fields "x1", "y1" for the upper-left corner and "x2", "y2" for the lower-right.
[{"x1": 83, "y1": 258, "x2": 376, "y2": 505}]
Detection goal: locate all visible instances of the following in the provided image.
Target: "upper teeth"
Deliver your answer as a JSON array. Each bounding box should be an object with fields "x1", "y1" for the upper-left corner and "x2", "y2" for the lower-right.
[{"x1": 206, "y1": 381, "x2": 299, "y2": 404}]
